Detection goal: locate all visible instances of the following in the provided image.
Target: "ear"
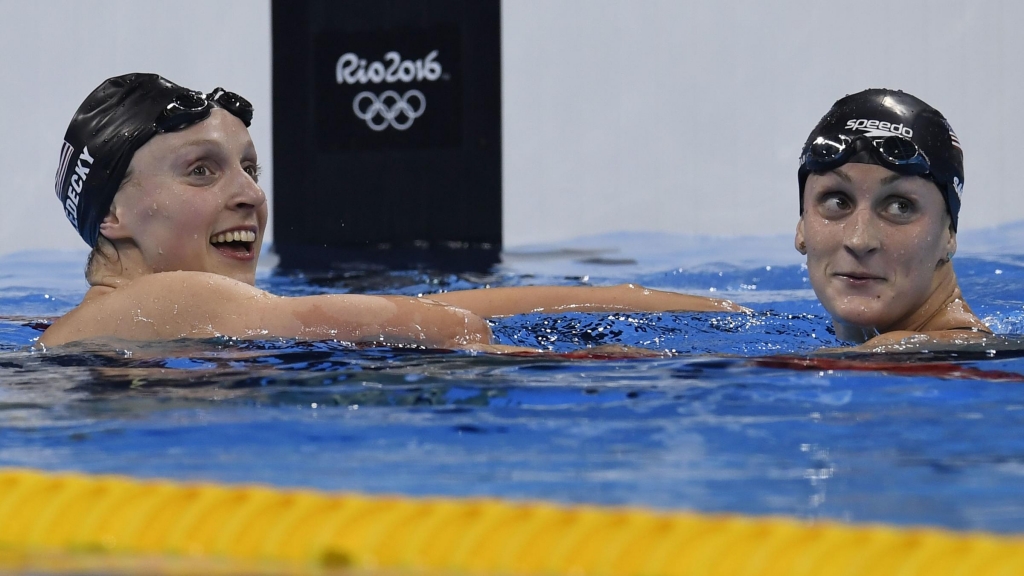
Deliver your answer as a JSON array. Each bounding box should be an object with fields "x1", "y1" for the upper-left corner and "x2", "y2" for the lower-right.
[
  {"x1": 794, "y1": 218, "x2": 807, "y2": 255},
  {"x1": 944, "y1": 223, "x2": 957, "y2": 261},
  {"x1": 97, "y1": 198, "x2": 131, "y2": 241}
]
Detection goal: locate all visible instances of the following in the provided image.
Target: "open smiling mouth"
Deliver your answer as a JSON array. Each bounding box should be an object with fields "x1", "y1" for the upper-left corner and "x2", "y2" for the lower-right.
[{"x1": 210, "y1": 230, "x2": 257, "y2": 259}]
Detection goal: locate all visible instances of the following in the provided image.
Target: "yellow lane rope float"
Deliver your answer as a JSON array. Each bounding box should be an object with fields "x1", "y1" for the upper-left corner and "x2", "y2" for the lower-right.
[{"x1": 1, "y1": 468, "x2": 1023, "y2": 575}]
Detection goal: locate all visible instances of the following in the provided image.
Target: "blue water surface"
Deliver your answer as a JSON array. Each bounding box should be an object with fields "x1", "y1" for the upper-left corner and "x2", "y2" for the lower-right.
[{"x1": 2, "y1": 228, "x2": 1024, "y2": 533}]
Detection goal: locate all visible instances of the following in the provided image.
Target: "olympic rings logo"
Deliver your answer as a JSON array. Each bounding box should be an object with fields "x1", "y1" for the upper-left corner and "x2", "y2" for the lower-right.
[{"x1": 352, "y1": 90, "x2": 426, "y2": 131}]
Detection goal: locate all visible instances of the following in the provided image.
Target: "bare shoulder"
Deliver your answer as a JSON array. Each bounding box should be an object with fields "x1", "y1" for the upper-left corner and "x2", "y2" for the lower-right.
[
  {"x1": 854, "y1": 329, "x2": 994, "y2": 352},
  {"x1": 113, "y1": 270, "x2": 268, "y2": 300},
  {"x1": 39, "y1": 271, "x2": 272, "y2": 347}
]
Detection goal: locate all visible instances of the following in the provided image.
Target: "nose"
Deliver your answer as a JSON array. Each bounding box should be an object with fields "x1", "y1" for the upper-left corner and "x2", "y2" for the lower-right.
[
  {"x1": 843, "y1": 207, "x2": 881, "y2": 257},
  {"x1": 228, "y1": 168, "x2": 267, "y2": 212}
]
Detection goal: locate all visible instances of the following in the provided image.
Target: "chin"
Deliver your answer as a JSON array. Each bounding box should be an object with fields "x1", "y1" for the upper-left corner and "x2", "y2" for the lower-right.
[
  {"x1": 829, "y1": 305, "x2": 894, "y2": 333},
  {"x1": 205, "y1": 261, "x2": 256, "y2": 284},
  {"x1": 226, "y1": 269, "x2": 257, "y2": 285}
]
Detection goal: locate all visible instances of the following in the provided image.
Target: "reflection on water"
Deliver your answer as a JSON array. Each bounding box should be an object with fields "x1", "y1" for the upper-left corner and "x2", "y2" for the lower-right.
[{"x1": 3, "y1": 230, "x2": 1024, "y2": 534}]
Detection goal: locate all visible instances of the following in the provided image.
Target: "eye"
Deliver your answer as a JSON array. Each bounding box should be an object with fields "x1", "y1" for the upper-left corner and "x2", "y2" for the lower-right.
[
  {"x1": 883, "y1": 197, "x2": 915, "y2": 218},
  {"x1": 244, "y1": 163, "x2": 262, "y2": 183},
  {"x1": 190, "y1": 164, "x2": 210, "y2": 177},
  {"x1": 818, "y1": 193, "x2": 851, "y2": 214}
]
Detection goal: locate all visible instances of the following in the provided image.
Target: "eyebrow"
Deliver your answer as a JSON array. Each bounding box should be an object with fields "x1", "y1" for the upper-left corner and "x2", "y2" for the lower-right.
[
  {"x1": 171, "y1": 139, "x2": 221, "y2": 154},
  {"x1": 171, "y1": 138, "x2": 257, "y2": 159},
  {"x1": 830, "y1": 168, "x2": 852, "y2": 183},
  {"x1": 879, "y1": 172, "x2": 908, "y2": 186},
  {"x1": 830, "y1": 167, "x2": 908, "y2": 186}
]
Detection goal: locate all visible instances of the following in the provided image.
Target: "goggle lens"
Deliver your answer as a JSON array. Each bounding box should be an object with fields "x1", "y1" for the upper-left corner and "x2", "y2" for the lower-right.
[
  {"x1": 171, "y1": 91, "x2": 207, "y2": 111},
  {"x1": 875, "y1": 135, "x2": 922, "y2": 164},
  {"x1": 154, "y1": 88, "x2": 254, "y2": 132},
  {"x1": 210, "y1": 88, "x2": 253, "y2": 127},
  {"x1": 156, "y1": 90, "x2": 212, "y2": 132},
  {"x1": 807, "y1": 135, "x2": 851, "y2": 163}
]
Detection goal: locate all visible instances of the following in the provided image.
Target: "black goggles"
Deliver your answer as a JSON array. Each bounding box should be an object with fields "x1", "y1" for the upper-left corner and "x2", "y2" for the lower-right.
[
  {"x1": 155, "y1": 87, "x2": 253, "y2": 132},
  {"x1": 800, "y1": 133, "x2": 932, "y2": 177}
]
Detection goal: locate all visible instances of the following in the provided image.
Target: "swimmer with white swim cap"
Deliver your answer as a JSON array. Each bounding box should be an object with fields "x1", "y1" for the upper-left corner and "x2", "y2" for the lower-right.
[
  {"x1": 40, "y1": 73, "x2": 744, "y2": 349},
  {"x1": 795, "y1": 88, "x2": 991, "y2": 348}
]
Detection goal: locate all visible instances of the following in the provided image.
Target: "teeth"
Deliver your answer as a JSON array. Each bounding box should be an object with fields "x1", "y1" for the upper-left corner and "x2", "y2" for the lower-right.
[{"x1": 210, "y1": 230, "x2": 257, "y2": 244}]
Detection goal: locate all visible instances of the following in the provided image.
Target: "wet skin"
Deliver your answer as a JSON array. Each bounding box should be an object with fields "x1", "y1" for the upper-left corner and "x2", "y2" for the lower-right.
[
  {"x1": 98, "y1": 108, "x2": 266, "y2": 286},
  {"x1": 39, "y1": 109, "x2": 741, "y2": 349},
  {"x1": 795, "y1": 163, "x2": 988, "y2": 346},
  {"x1": 40, "y1": 110, "x2": 494, "y2": 349}
]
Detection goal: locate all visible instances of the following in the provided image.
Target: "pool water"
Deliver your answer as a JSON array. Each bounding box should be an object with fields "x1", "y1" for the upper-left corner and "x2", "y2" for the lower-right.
[{"x1": 2, "y1": 228, "x2": 1024, "y2": 534}]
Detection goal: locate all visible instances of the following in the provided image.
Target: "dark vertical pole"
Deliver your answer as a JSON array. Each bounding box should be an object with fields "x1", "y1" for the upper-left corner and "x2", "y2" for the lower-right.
[{"x1": 272, "y1": 0, "x2": 502, "y2": 271}]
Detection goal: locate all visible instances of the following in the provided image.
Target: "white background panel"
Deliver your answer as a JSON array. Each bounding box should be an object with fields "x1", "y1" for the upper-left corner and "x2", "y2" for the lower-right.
[{"x1": 0, "y1": 0, "x2": 1019, "y2": 254}]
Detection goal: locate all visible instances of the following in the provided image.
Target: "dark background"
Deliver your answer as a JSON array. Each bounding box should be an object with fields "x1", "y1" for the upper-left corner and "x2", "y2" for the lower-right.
[
  {"x1": 272, "y1": 0, "x2": 501, "y2": 269},
  {"x1": 314, "y1": 25, "x2": 462, "y2": 150}
]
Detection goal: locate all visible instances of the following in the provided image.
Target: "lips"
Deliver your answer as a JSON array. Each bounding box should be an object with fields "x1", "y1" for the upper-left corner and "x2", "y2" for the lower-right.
[
  {"x1": 834, "y1": 271, "x2": 885, "y2": 283},
  {"x1": 209, "y1": 227, "x2": 258, "y2": 261}
]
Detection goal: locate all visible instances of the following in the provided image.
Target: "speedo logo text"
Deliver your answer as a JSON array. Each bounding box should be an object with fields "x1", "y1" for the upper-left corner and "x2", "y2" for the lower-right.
[{"x1": 845, "y1": 119, "x2": 913, "y2": 139}]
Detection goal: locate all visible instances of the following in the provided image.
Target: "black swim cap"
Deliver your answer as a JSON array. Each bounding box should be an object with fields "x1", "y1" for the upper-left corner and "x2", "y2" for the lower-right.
[
  {"x1": 798, "y1": 89, "x2": 964, "y2": 230},
  {"x1": 55, "y1": 73, "x2": 254, "y2": 246}
]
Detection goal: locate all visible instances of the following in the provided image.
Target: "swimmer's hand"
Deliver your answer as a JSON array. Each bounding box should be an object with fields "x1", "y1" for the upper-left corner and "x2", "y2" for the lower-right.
[
  {"x1": 560, "y1": 344, "x2": 671, "y2": 359},
  {"x1": 429, "y1": 284, "x2": 750, "y2": 318},
  {"x1": 463, "y1": 343, "x2": 544, "y2": 354},
  {"x1": 463, "y1": 343, "x2": 670, "y2": 359}
]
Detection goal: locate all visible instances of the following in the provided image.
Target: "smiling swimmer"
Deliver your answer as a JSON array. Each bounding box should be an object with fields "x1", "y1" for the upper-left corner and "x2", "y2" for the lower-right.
[
  {"x1": 40, "y1": 73, "x2": 745, "y2": 349},
  {"x1": 795, "y1": 89, "x2": 991, "y2": 349}
]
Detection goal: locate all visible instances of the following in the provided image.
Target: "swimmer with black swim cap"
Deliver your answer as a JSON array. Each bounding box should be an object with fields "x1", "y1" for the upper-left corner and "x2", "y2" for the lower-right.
[
  {"x1": 794, "y1": 89, "x2": 991, "y2": 348},
  {"x1": 41, "y1": 73, "x2": 743, "y2": 349},
  {"x1": 57, "y1": 74, "x2": 255, "y2": 250}
]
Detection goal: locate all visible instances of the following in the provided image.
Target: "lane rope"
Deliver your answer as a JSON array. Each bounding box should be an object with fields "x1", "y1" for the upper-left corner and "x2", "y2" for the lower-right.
[{"x1": 1, "y1": 468, "x2": 1023, "y2": 575}]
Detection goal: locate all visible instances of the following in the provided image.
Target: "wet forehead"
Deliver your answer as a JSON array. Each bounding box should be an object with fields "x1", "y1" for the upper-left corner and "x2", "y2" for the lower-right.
[
  {"x1": 809, "y1": 163, "x2": 942, "y2": 197},
  {"x1": 134, "y1": 109, "x2": 256, "y2": 165}
]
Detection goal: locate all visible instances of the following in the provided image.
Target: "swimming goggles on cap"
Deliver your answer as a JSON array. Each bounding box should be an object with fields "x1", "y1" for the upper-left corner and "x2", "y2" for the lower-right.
[
  {"x1": 156, "y1": 87, "x2": 253, "y2": 132},
  {"x1": 800, "y1": 133, "x2": 932, "y2": 176}
]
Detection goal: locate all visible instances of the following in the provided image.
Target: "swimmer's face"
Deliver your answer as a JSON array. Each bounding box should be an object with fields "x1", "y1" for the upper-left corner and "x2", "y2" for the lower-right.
[
  {"x1": 100, "y1": 108, "x2": 267, "y2": 284},
  {"x1": 796, "y1": 163, "x2": 956, "y2": 333}
]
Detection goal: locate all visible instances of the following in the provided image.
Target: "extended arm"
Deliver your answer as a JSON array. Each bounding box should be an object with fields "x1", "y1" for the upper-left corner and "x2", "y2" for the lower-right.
[
  {"x1": 40, "y1": 272, "x2": 493, "y2": 349},
  {"x1": 265, "y1": 293, "x2": 492, "y2": 348},
  {"x1": 427, "y1": 284, "x2": 748, "y2": 318}
]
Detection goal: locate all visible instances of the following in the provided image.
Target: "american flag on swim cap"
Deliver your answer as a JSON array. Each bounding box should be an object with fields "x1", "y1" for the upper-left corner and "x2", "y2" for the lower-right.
[
  {"x1": 54, "y1": 140, "x2": 74, "y2": 200},
  {"x1": 942, "y1": 119, "x2": 962, "y2": 151}
]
